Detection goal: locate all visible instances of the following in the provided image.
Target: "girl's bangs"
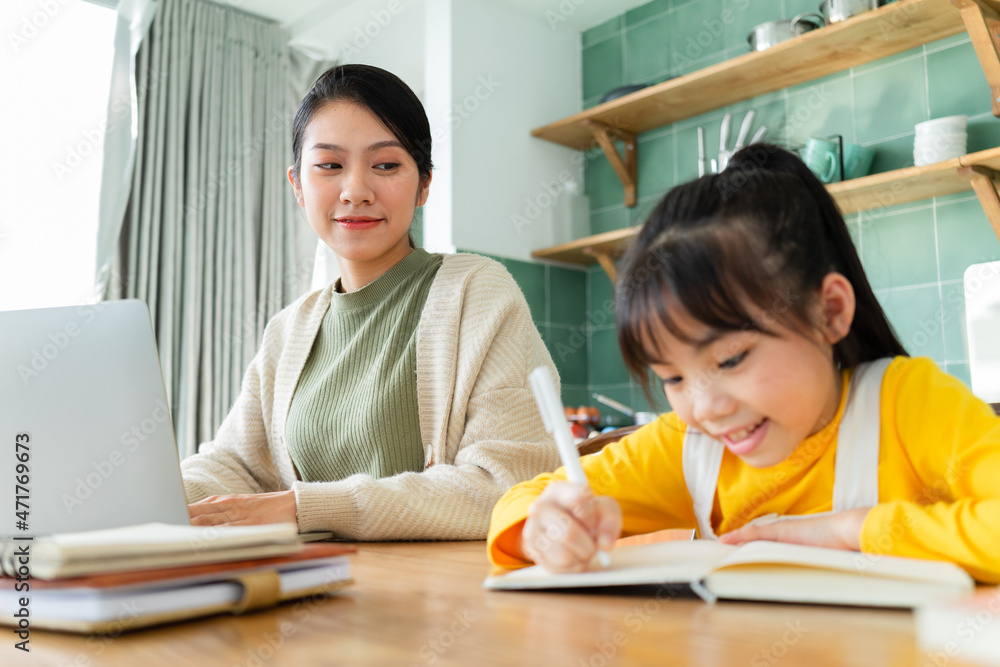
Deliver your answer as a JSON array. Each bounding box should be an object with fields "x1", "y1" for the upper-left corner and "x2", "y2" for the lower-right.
[{"x1": 619, "y1": 221, "x2": 780, "y2": 371}]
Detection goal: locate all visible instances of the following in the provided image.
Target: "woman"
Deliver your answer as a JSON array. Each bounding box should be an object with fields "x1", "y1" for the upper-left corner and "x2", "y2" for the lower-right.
[{"x1": 182, "y1": 65, "x2": 560, "y2": 540}]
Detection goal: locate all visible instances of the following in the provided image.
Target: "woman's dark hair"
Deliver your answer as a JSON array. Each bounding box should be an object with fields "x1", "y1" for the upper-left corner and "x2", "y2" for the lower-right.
[
  {"x1": 616, "y1": 143, "x2": 906, "y2": 385},
  {"x1": 290, "y1": 64, "x2": 433, "y2": 184}
]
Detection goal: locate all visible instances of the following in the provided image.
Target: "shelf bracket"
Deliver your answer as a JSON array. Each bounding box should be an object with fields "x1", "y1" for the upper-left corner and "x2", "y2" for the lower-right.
[
  {"x1": 584, "y1": 248, "x2": 619, "y2": 283},
  {"x1": 582, "y1": 120, "x2": 637, "y2": 207},
  {"x1": 958, "y1": 165, "x2": 1000, "y2": 242},
  {"x1": 953, "y1": 0, "x2": 1000, "y2": 116}
]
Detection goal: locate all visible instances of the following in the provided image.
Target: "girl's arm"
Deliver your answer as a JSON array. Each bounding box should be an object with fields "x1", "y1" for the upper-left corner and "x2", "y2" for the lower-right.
[
  {"x1": 858, "y1": 357, "x2": 1000, "y2": 583},
  {"x1": 723, "y1": 358, "x2": 1000, "y2": 583},
  {"x1": 488, "y1": 412, "x2": 697, "y2": 567}
]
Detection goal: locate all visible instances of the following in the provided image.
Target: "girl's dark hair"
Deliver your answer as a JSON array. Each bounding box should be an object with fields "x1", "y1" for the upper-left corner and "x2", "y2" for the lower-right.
[
  {"x1": 616, "y1": 143, "x2": 906, "y2": 383},
  {"x1": 290, "y1": 64, "x2": 433, "y2": 184}
]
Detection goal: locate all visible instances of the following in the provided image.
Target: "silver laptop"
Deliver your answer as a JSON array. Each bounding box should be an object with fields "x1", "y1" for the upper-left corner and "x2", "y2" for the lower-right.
[{"x1": 0, "y1": 299, "x2": 191, "y2": 537}]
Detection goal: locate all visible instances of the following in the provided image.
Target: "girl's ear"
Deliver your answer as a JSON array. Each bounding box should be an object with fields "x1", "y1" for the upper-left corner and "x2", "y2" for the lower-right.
[{"x1": 817, "y1": 272, "x2": 856, "y2": 344}]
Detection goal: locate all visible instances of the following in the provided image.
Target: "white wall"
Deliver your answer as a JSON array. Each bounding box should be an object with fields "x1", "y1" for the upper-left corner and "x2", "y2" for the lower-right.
[
  {"x1": 444, "y1": 0, "x2": 584, "y2": 261},
  {"x1": 290, "y1": 0, "x2": 426, "y2": 96}
]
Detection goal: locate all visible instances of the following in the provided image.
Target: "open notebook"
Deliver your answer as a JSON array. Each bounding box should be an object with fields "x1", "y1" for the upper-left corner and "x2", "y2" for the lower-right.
[{"x1": 484, "y1": 539, "x2": 975, "y2": 609}]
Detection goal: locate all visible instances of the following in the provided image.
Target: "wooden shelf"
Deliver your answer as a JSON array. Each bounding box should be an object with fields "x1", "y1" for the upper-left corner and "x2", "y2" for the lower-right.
[
  {"x1": 532, "y1": 146, "x2": 1000, "y2": 274},
  {"x1": 829, "y1": 145, "x2": 1000, "y2": 213},
  {"x1": 533, "y1": 0, "x2": 978, "y2": 151}
]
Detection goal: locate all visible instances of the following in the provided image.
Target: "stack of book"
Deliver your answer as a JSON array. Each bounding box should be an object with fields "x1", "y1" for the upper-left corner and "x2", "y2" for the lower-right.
[{"x1": 0, "y1": 523, "x2": 352, "y2": 633}]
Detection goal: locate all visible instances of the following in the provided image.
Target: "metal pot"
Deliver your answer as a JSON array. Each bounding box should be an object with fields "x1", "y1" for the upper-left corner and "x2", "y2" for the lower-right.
[
  {"x1": 819, "y1": 0, "x2": 884, "y2": 23},
  {"x1": 747, "y1": 13, "x2": 825, "y2": 52}
]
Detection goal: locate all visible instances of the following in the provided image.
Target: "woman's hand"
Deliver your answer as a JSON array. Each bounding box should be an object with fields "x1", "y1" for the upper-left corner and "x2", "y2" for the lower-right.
[
  {"x1": 719, "y1": 507, "x2": 871, "y2": 551},
  {"x1": 520, "y1": 482, "x2": 622, "y2": 573},
  {"x1": 188, "y1": 490, "x2": 298, "y2": 528}
]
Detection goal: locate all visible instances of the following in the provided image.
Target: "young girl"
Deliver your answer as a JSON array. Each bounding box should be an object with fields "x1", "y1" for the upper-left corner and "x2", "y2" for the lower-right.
[
  {"x1": 487, "y1": 145, "x2": 1000, "y2": 583},
  {"x1": 182, "y1": 65, "x2": 560, "y2": 539}
]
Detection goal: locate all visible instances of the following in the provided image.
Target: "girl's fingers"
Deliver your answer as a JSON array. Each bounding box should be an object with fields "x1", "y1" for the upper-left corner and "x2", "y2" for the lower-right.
[
  {"x1": 593, "y1": 496, "x2": 623, "y2": 550},
  {"x1": 542, "y1": 482, "x2": 605, "y2": 535},
  {"x1": 525, "y1": 520, "x2": 597, "y2": 572},
  {"x1": 719, "y1": 526, "x2": 754, "y2": 545},
  {"x1": 524, "y1": 484, "x2": 624, "y2": 571}
]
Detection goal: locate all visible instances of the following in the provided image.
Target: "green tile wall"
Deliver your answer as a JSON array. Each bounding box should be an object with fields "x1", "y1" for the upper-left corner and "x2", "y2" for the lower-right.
[{"x1": 580, "y1": 0, "x2": 1000, "y2": 415}]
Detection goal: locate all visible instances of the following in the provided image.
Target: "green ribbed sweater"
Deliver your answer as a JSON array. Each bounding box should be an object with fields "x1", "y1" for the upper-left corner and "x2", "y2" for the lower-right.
[{"x1": 285, "y1": 249, "x2": 442, "y2": 483}]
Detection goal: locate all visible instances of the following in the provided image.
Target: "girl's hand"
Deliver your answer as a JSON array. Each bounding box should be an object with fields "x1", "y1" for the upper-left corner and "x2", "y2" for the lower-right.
[
  {"x1": 520, "y1": 482, "x2": 622, "y2": 573},
  {"x1": 188, "y1": 490, "x2": 298, "y2": 528},
  {"x1": 719, "y1": 507, "x2": 870, "y2": 551}
]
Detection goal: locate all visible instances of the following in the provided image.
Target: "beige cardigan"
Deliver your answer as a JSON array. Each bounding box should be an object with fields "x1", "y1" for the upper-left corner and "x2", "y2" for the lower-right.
[{"x1": 181, "y1": 253, "x2": 561, "y2": 540}]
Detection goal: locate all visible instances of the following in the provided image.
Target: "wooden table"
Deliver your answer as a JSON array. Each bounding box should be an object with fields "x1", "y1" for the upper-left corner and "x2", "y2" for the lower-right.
[{"x1": 6, "y1": 541, "x2": 968, "y2": 666}]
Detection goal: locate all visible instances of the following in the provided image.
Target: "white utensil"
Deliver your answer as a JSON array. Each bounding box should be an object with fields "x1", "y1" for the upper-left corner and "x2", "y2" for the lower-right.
[
  {"x1": 720, "y1": 112, "x2": 732, "y2": 156},
  {"x1": 592, "y1": 393, "x2": 635, "y2": 417},
  {"x1": 697, "y1": 126, "x2": 706, "y2": 177},
  {"x1": 734, "y1": 110, "x2": 756, "y2": 149}
]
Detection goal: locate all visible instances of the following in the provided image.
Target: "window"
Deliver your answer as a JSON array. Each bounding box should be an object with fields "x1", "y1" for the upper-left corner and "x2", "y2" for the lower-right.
[{"x1": 0, "y1": 0, "x2": 116, "y2": 311}]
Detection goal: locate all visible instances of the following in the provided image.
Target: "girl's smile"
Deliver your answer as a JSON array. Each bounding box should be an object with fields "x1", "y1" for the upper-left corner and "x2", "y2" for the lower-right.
[{"x1": 718, "y1": 417, "x2": 769, "y2": 456}]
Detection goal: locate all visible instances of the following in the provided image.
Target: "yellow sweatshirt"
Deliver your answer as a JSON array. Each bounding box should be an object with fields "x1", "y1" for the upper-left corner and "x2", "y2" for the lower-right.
[{"x1": 488, "y1": 356, "x2": 1000, "y2": 582}]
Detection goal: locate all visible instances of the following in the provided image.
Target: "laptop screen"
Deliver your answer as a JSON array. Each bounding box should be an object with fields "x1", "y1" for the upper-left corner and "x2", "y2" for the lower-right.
[{"x1": 0, "y1": 300, "x2": 191, "y2": 538}]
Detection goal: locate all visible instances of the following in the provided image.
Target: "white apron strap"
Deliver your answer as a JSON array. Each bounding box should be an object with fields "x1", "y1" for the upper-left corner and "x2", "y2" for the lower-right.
[
  {"x1": 831, "y1": 357, "x2": 892, "y2": 511},
  {"x1": 681, "y1": 357, "x2": 893, "y2": 539},
  {"x1": 681, "y1": 428, "x2": 726, "y2": 540}
]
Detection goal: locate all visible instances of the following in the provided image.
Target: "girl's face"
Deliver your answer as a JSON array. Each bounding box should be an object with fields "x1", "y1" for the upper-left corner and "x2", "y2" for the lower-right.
[
  {"x1": 288, "y1": 100, "x2": 430, "y2": 266},
  {"x1": 646, "y1": 303, "x2": 843, "y2": 468}
]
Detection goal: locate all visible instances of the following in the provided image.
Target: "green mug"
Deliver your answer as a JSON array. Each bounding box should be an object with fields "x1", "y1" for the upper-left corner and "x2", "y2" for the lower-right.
[
  {"x1": 803, "y1": 137, "x2": 840, "y2": 184},
  {"x1": 842, "y1": 142, "x2": 875, "y2": 180}
]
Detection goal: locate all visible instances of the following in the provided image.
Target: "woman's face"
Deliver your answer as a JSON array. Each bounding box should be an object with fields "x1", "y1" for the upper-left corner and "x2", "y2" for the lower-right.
[{"x1": 288, "y1": 100, "x2": 430, "y2": 266}]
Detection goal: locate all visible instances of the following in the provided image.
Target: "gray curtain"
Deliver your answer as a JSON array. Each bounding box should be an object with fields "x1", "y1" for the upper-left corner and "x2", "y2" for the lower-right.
[{"x1": 102, "y1": 0, "x2": 313, "y2": 457}]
